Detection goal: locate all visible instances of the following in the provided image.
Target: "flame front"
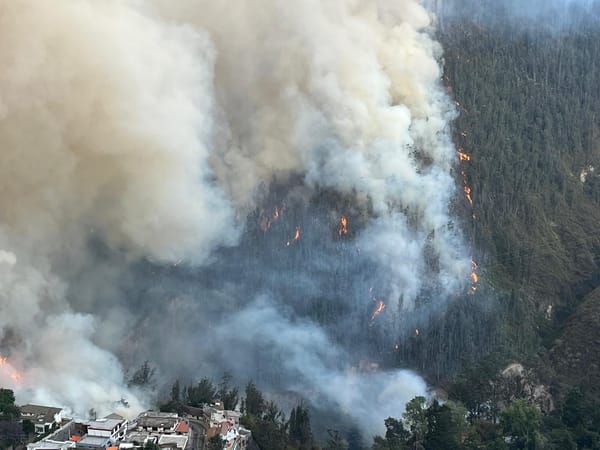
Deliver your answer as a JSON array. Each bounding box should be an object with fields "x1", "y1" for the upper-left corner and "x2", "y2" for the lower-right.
[
  {"x1": 286, "y1": 226, "x2": 301, "y2": 246},
  {"x1": 452, "y1": 92, "x2": 479, "y2": 294},
  {"x1": 0, "y1": 355, "x2": 22, "y2": 385},
  {"x1": 260, "y1": 206, "x2": 283, "y2": 232},
  {"x1": 469, "y1": 260, "x2": 479, "y2": 294},
  {"x1": 371, "y1": 300, "x2": 386, "y2": 321},
  {"x1": 458, "y1": 146, "x2": 471, "y2": 161},
  {"x1": 339, "y1": 216, "x2": 349, "y2": 237}
]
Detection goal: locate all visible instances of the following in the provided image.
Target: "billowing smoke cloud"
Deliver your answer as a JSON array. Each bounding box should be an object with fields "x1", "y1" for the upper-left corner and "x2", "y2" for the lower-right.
[{"x1": 0, "y1": 0, "x2": 469, "y2": 431}]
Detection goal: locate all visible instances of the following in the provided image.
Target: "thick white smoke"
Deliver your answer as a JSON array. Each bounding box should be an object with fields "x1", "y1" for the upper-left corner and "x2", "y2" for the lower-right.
[{"x1": 0, "y1": 0, "x2": 469, "y2": 426}]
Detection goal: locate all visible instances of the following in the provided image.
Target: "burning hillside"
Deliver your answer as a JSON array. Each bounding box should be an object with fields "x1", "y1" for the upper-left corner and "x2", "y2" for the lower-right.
[{"x1": 0, "y1": 0, "x2": 472, "y2": 432}]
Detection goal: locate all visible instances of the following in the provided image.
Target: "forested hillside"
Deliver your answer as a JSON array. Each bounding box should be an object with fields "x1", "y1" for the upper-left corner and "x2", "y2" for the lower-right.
[
  {"x1": 152, "y1": 6, "x2": 600, "y2": 449},
  {"x1": 438, "y1": 3, "x2": 600, "y2": 385},
  {"x1": 372, "y1": 5, "x2": 600, "y2": 449}
]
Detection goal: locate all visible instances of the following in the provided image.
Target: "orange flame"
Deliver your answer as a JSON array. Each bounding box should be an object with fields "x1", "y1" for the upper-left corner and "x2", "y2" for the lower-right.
[
  {"x1": 0, "y1": 355, "x2": 22, "y2": 384},
  {"x1": 286, "y1": 227, "x2": 301, "y2": 246},
  {"x1": 469, "y1": 260, "x2": 479, "y2": 294},
  {"x1": 339, "y1": 216, "x2": 349, "y2": 237},
  {"x1": 371, "y1": 300, "x2": 386, "y2": 321},
  {"x1": 463, "y1": 185, "x2": 473, "y2": 206},
  {"x1": 260, "y1": 206, "x2": 283, "y2": 232}
]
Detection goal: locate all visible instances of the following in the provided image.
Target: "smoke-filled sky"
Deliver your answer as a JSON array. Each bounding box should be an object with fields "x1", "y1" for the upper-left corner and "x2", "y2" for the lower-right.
[{"x1": 0, "y1": 0, "x2": 470, "y2": 433}]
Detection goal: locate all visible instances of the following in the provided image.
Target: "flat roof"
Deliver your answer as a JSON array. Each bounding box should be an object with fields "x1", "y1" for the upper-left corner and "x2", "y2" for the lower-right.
[
  {"x1": 77, "y1": 435, "x2": 109, "y2": 447},
  {"x1": 29, "y1": 440, "x2": 74, "y2": 449},
  {"x1": 87, "y1": 418, "x2": 124, "y2": 430},
  {"x1": 157, "y1": 435, "x2": 188, "y2": 449}
]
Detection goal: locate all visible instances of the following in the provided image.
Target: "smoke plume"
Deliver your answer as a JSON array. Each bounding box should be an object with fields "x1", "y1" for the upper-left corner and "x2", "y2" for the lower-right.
[{"x1": 0, "y1": 0, "x2": 469, "y2": 432}]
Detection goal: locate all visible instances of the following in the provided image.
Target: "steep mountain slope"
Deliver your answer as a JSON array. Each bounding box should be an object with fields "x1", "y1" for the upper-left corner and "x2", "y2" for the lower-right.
[
  {"x1": 550, "y1": 286, "x2": 600, "y2": 398},
  {"x1": 433, "y1": 9, "x2": 600, "y2": 395}
]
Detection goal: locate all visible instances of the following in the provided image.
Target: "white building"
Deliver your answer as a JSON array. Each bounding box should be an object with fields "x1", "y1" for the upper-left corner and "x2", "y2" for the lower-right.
[
  {"x1": 86, "y1": 415, "x2": 128, "y2": 442},
  {"x1": 27, "y1": 440, "x2": 75, "y2": 450},
  {"x1": 157, "y1": 434, "x2": 188, "y2": 450}
]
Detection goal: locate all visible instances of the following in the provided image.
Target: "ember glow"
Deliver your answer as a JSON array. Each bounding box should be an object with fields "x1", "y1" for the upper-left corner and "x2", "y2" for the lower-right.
[
  {"x1": 260, "y1": 206, "x2": 283, "y2": 232},
  {"x1": 371, "y1": 300, "x2": 386, "y2": 321},
  {"x1": 339, "y1": 216, "x2": 349, "y2": 237},
  {"x1": 0, "y1": 355, "x2": 22, "y2": 386},
  {"x1": 469, "y1": 260, "x2": 479, "y2": 294},
  {"x1": 458, "y1": 147, "x2": 471, "y2": 161},
  {"x1": 286, "y1": 227, "x2": 301, "y2": 246}
]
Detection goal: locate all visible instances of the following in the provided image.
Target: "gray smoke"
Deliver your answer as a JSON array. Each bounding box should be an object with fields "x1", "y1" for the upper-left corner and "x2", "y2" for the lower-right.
[{"x1": 0, "y1": 0, "x2": 469, "y2": 432}]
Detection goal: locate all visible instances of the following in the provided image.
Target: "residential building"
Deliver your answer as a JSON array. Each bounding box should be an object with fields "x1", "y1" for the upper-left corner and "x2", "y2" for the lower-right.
[
  {"x1": 87, "y1": 415, "x2": 128, "y2": 442},
  {"x1": 157, "y1": 434, "x2": 188, "y2": 450},
  {"x1": 135, "y1": 412, "x2": 179, "y2": 434},
  {"x1": 20, "y1": 405, "x2": 65, "y2": 435}
]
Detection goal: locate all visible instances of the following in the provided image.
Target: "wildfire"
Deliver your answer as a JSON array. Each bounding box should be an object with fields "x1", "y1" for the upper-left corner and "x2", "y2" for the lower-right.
[
  {"x1": 464, "y1": 185, "x2": 473, "y2": 206},
  {"x1": 455, "y1": 98, "x2": 479, "y2": 293},
  {"x1": 469, "y1": 260, "x2": 479, "y2": 294},
  {"x1": 338, "y1": 216, "x2": 349, "y2": 237},
  {"x1": 286, "y1": 226, "x2": 301, "y2": 246},
  {"x1": 0, "y1": 355, "x2": 22, "y2": 385},
  {"x1": 371, "y1": 300, "x2": 386, "y2": 321},
  {"x1": 260, "y1": 206, "x2": 282, "y2": 232},
  {"x1": 458, "y1": 147, "x2": 471, "y2": 161}
]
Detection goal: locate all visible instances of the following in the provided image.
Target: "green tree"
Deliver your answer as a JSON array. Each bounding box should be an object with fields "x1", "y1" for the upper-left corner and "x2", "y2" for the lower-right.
[
  {"x1": 403, "y1": 396, "x2": 428, "y2": 449},
  {"x1": 218, "y1": 372, "x2": 239, "y2": 410},
  {"x1": 325, "y1": 429, "x2": 348, "y2": 450},
  {"x1": 244, "y1": 381, "x2": 265, "y2": 417},
  {"x1": 0, "y1": 389, "x2": 19, "y2": 421},
  {"x1": 347, "y1": 426, "x2": 365, "y2": 450},
  {"x1": 500, "y1": 399, "x2": 542, "y2": 449},
  {"x1": 424, "y1": 400, "x2": 463, "y2": 450},
  {"x1": 22, "y1": 419, "x2": 34, "y2": 435},
  {"x1": 206, "y1": 435, "x2": 224, "y2": 450},
  {"x1": 288, "y1": 404, "x2": 313, "y2": 449},
  {"x1": 187, "y1": 378, "x2": 217, "y2": 407},
  {"x1": 371, "y1": 417, "x2": 409, "y2": 450},
  {"x1": 171, "y1": 379, "x2": 181, "y2": 403},
  {"x1": 129, "y1": 360, "x2": 155, "y2": 387}
]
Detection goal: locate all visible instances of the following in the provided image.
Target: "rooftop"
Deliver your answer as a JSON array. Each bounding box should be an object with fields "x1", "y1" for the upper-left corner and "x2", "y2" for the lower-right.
[
  {"x1": 28, "y1": 440, "x2": 75, "y2": 449},
  {"x1": 122, "y1": 431, "x2": 151, "y2": 444},
  {"x1": 21, "y1": 404, "x2": 63, "y2": 421},
  {"x1": 157, "y1": 434, "x2": 188, "y2": 449},
  {"x1": 77, "y1": 435, "x2": 109, "y2": 447},
  {"x1": 87, "y1": 418, "x2": 125, "y2": 431},
  {"x1": 137, "y1": 412, "x2": 178, "y2": 429},
  {"x1": 174, "y1": 422, "x2": 189, "y2": 434},
  {"x1": 104, "y1": 413, "x2": 124, "y2": 421}
]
